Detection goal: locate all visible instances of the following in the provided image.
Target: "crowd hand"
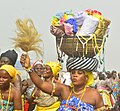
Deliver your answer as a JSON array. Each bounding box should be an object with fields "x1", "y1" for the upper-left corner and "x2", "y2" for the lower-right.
[{"x1": 20, "y1": 52, "x2": 31, "y2": 69}]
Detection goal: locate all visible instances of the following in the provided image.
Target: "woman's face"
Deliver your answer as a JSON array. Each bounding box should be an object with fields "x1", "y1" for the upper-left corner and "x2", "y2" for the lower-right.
[
  {"x1": 43, "y1": 65, "x2": 53, "y2": 79},
  {"x1": 34, "y1": 64, "x2": 45, "y2": 77},
  {"x1": 0, "y1": 70, "x2": 12, "y2": 87},
  {"x1": 70, "y1": 70, "x2": 88, "y2": 86},
  {"x1": 0, "y1": 57, "x2": 11, "y2": 67}
]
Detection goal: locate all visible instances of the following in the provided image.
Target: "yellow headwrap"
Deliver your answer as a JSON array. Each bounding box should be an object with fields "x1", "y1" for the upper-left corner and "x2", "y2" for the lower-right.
[
  {"x1": 84, "y1": 71, "x2": 94, "y2": 86},
  {"x1": 46, "y1": 62, "x2": 62, "y2": 76},
  {"x1": 0, "y1": 65, "x2": 18, "y2": 82}
]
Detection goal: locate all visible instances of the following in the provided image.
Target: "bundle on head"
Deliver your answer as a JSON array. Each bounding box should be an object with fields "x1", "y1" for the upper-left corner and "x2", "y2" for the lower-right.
[{"x1": 11, "y1": 18, "x2": 43, "y2": 57}]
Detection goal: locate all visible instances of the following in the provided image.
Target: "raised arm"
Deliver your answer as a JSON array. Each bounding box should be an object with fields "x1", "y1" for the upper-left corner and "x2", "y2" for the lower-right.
[{"x1": 20, "y1": 53, "x2": 64, "y2": 96}]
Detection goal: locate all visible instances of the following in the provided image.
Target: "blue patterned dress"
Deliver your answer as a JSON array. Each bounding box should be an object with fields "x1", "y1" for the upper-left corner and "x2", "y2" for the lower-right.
[
  {"x1": 57, "y1": 96, "x2": 94, "y2": 111},
  {"x1": 0, "y1": 100, "x2": 14, "y2": 111}
]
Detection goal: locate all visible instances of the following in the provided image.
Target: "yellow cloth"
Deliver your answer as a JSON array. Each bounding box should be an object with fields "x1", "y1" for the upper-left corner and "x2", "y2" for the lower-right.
[
  {"x1": 36, "y1": 101, "x2": 60, "y2": 111},
  {"x1": 0, "y1": 64, "x2": 17, "y2": 82},
  {"x1": 98, "y1": 89, "x2": 112, "y2": 109},
  {"x1": 46, "y1": 62, "x2": 62, "y2": 76},
  {"x1": 84, "y1": 71, "x2": 94, "y2": 86},
  {"x1": 94, "y1": 106, "x2": 108, "y2": 111},
  {"x1": 14, "y1": 110, "x2": 22, "y2": 111}
]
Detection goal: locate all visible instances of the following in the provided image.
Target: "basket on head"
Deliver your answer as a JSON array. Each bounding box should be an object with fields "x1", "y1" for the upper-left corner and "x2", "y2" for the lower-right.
[{"x1": 56, "y1": 35, "x2": 106, "y2": 58}]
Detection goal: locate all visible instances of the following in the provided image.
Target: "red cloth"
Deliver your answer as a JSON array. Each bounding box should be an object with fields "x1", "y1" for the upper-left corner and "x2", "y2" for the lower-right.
[{"x1": 24, "y1": 101, "x2": 29, "y2": 111}]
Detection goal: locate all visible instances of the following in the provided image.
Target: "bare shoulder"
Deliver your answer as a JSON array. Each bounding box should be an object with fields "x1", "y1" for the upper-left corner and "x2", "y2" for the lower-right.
[
  {"x1": 14, "y1": 74, "x2": 21, "y2": 85},
  {"x1": 55, "y1": 82, "x2": 70, "y2": 98},
  {"x1": 87, "y1": 86, "x2": 99, "y2": 92},
  {"x1": 56, "y1": 82, "x2": 70, "y2": 91},
  {"x1": 16, "y1": 74, "x2": 21, "y2": 81},
  {"x1": 86, "y1": 87, "x2": 101, "y2": 96},
  {"x1": 12, "y1": 85, "x2": 21, "y2": 95},
  {"x1": 85, "y1": 87, "x2": 104, "y2": 108}
]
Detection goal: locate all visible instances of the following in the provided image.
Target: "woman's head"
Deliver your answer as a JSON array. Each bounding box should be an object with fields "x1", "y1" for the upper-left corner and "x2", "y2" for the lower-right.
[
  {"x1": 44, "y1": 61, "x2": 62, "y2": 79},
  {"x1": 0, "y1": 65, "x2": 18, "y2": 88},
  {"x1": 0, "y1": 50, "x2": 18, "y2": 67},
  {"x1": 98, "y1": 73, "x2": 106, "y2": 80},
  {"x1": 32, "y1": 60, "x2": 44, "y2": 77},
  {"x1": 70, "y1": 69, "x2": 94, "y2": 86},
  {"x1": 105, "y1": 71, "x2": 112, "y2": 79},
  {"x1": 66, "y1": 57, "x2": 98, "y2": 86},
  {"x1": 111, "y1": 70, "x2": 117, "y2": 79}
]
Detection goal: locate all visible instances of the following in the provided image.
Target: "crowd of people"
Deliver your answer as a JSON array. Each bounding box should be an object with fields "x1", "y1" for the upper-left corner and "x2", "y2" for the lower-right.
[{"x1": 0, "y1": 49, "x2": 120, "y2": 111}]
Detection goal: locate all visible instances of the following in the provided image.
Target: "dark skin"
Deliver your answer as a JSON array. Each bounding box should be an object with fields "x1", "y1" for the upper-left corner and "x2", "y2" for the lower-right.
[
  {"x1": 29, "y1": 64, "x2": 57, "y2": 103},
  {"x1": 0, "y1": 57, "x2": 22, "y2": 93},
  {"x1": 0, "y1": 69, "x2": 22, "y2": 110},
  {"x1": 21, "y1": 64, "x2": 45, "y2": 95},
  {"x1": 21, "y1": 63, "x2": 45, "y2": 104},
  {"x1": 21, "y1": 79, "x2": 29, "y2": 95},
  {"x1": 20, "y1": 53, "x2": 104, "y2": 109}
]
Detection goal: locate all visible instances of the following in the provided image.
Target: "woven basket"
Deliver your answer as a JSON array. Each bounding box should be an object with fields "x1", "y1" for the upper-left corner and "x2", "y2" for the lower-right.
[{"x1": 56, "y1": 35, "x2": 106, "y2": 57}]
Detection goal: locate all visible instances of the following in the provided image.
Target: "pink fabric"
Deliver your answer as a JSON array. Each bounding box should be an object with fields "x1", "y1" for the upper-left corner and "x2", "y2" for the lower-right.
[{"x1": 64, "y1": 23, "x2": 74, "y2": 36}]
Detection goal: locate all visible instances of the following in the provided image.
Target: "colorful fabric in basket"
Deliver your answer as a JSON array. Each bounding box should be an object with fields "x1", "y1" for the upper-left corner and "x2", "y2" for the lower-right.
[{"x1": 50, "y1": 9, "x2": 111, "y2": 37}]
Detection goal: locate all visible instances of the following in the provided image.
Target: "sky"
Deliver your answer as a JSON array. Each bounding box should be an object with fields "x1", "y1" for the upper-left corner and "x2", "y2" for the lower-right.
[{"x1": 0, "y1": 0, "x2": 120, "y2": 72}]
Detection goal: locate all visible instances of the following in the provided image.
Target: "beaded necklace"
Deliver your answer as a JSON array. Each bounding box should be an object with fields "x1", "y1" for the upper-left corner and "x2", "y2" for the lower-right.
[
  {"x1": 76, "y1": 86, "x2": 86, "y2": 111},
  {"x1": 0, "y1": 83, "x2": 12, "y2": 111},
  {"x1": 72, "y1": 86, "x2": 86, "y2": 95}
]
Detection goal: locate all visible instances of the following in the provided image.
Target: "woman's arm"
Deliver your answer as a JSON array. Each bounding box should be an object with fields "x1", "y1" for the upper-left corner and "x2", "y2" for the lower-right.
[
  {"x1": 14, "y1": 74, "x2": 22, "y2": 93},
  {"x1": 29, "y1": 70, "x2": 62, "y2": 96},
  {"x1": 13, "y1": 87, "x2": 22, "y2": 110},
  {"x1": 94, "y1": 89, "x2": 104, "y2": 109}
]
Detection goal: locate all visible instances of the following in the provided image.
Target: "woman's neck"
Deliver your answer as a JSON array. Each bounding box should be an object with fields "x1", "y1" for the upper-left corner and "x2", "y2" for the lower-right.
[
  {"x1": 0, "y1": 84, "x2": 10, "y2": 92},
  {"x1": 45, "y1": 77, "x2": 52, "y2": 82},
  {"x1": 73, "y1": 85, "x2": 86, "y2": 92}
]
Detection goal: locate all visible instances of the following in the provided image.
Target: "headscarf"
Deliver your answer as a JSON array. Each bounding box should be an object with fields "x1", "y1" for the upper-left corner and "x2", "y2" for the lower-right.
[
  {"x1": 66, "y1": 57, "x2": 98, "y2": 86},
  {"x1": 32, "y1": 59, "x2": 44, "y2": 69},
  {"x1": 0, "y1": 65, "x2": 18, "y2": 82},
  {"x1": 0, "y1": 50, "x2": 18, "y2": 66},
  {"x1": 66, "y1": 57, "x2": 98, "y2": 72},
  {"x1": 84, "y1": 71, "x2": 94, "y2": 86},
  {"x1": 46, "y1": 62, "x2": 62, "y2": 76}
]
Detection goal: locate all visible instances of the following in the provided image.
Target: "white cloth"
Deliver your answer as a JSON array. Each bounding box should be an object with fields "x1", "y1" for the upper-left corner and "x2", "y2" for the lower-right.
[
  {"x1": 79, "y1": 15, "x2": 99, "y2": 36},
  {"x1": 60, "y1": 71, "x2": 71, "y2": 86},
  {"x1": 74, "y1": 11, "x2": 87, "y2": 26}
]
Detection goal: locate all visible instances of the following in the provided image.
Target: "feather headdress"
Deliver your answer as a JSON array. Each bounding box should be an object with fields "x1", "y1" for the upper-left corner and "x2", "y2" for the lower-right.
[{"x1": 12, "y1": 18, "x2": 43, "y2": 57}]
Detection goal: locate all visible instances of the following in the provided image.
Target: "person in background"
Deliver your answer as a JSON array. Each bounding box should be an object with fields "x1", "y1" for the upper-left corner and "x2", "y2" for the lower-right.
[
  {"x1": 20, "y1": 53, "x2": 107, "y2": 111},
  {"x1": 91, "y1": 72, "x2": 99, "y2": 88},
  {"x1": 27, "y1": 60, "x2": 61, "y2": 111},
  {"x1": 0, "y1": 64, "x2": 22, "y2": 111},
  {"x1": 118, "y1": 72, "x2": 120, "y2": 79},
  {"x1": 22, "y1": 78, "x2": 35, "y2": 111},
  {"x1": 21, "y1": 57, "x2": 61, "y2": 111},
  {"x1": 22, "y1": 60, "x2": 44, "y2": 111},
  {"x1": 110, "y1": 70, "x2": 120, "y2": 110},
  {"x1": 96, "y1": 72, "x2": 113, "y2": 109},
  {"x1": 0, "y1": 49, "x2": 22, "y2": 93}
]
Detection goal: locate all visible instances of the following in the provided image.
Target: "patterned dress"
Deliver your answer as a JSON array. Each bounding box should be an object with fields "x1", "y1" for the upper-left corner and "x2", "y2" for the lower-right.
[
  {"x1": 111, "y1": 81, "x2": 120, "y2": 109},
  {"x1": 0, "y1": 100, "x2": 14, "y2": 111},
  {"x1": 57, "y1": 96, "x2": 94, "y2": 111}
]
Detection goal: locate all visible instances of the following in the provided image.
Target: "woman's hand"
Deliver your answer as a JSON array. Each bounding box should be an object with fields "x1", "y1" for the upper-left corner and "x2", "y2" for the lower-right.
[{"x1": 20, "y1": 52, "x2": 31, "y2": 68}]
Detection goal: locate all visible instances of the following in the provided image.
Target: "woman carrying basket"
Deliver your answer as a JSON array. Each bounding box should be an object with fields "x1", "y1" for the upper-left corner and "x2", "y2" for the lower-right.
[{"x1": 20, "y1": 53, "x2": 110, "y2": 111}]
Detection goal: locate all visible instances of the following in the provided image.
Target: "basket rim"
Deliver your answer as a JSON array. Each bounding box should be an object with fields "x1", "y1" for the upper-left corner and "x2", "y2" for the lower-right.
[{"x1": 61, "y1": 35, "x2": 103, "y2": 39}]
